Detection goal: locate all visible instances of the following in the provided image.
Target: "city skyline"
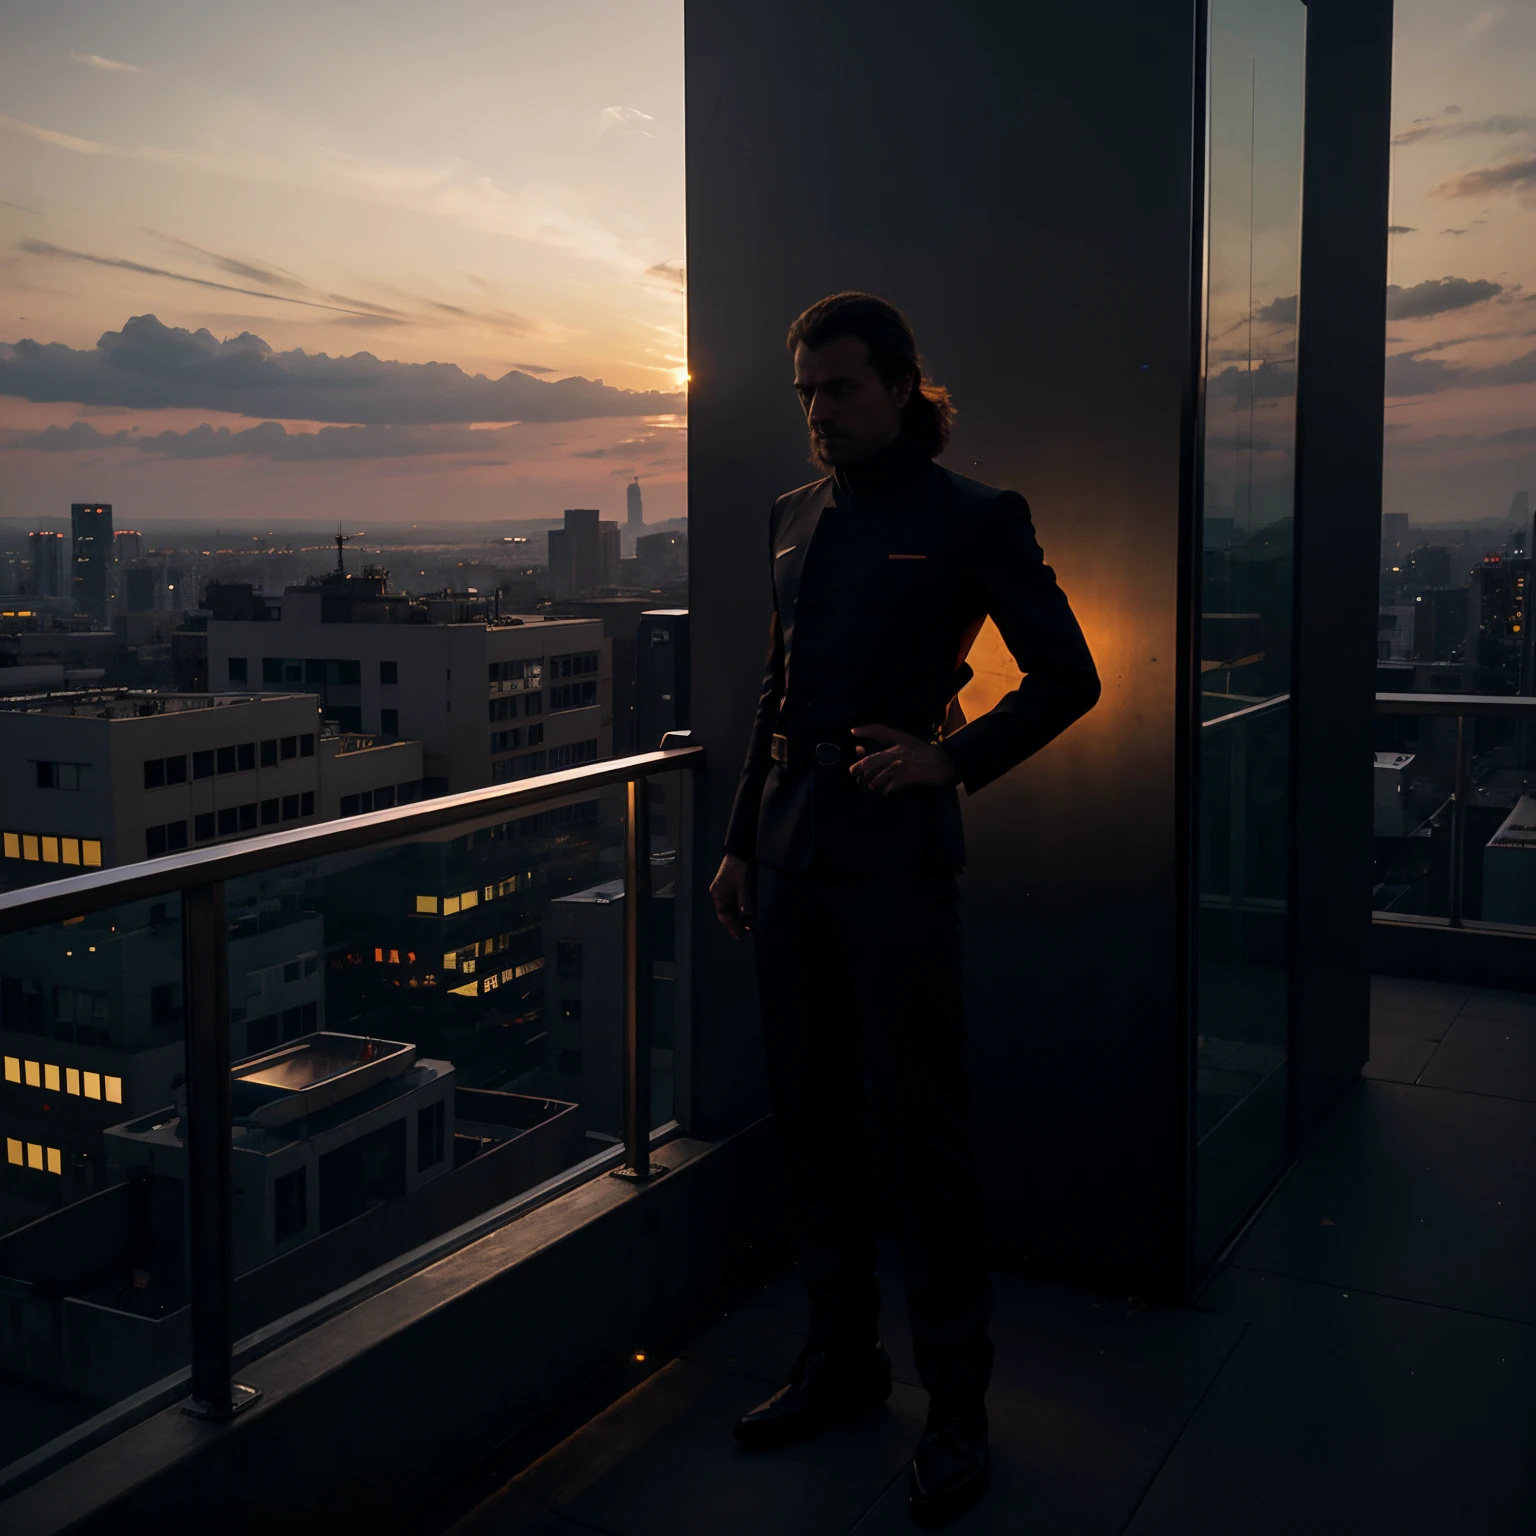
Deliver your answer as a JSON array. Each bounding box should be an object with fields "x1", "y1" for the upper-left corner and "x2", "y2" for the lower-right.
[{"x1": 0, "y1": 1, "x2": 1532, "y2": 526}]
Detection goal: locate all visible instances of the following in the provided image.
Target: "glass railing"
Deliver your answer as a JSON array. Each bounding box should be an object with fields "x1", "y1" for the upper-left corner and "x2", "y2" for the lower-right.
[
  {"x1": 0, "y1": 741, "x2": 700, "y2": 1485},
  {"x1": 1374, "y1": 694, "x2": 1536, "y2": 931}
]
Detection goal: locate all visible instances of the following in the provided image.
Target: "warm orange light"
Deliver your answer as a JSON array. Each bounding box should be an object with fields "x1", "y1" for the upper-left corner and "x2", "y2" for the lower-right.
[{"x1": 634, "y1": 1352, "x2": 646, "y2": 1363}]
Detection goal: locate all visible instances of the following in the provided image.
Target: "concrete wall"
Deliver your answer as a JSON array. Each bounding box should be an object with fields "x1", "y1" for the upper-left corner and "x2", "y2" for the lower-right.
[{"x1": 686, "y1": 0, "x2": 1203, "y2": 1293}]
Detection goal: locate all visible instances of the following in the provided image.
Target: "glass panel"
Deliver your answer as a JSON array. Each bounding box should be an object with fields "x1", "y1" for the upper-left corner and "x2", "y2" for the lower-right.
[
  {"x1": 0, "y1": 898, "x2": 187, "y2": 1473},
  {"x1": 1195, "y1": 0, "x2": 1306, "y2": 1264},
  {"x1": 1374, "y1": 706, "x2": 1536, "y2": 930},
  {"x1": 219, "y1": 782, "x2": 633, "y2": 1341}
]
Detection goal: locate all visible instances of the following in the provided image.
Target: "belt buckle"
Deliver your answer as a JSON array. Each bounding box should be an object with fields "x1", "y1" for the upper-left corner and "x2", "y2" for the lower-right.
[{"x1": 814, "y1": 741, "x2": 842, "y2": 767}]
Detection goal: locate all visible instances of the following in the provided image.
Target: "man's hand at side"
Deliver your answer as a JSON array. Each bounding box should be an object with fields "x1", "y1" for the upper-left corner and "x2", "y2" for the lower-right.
[
  {"x1": 710, "y1": 854, "x2": 757, "y2": 939},
  {"x1": 849, "y1": 725, "x2": 957, "y2": 795}
]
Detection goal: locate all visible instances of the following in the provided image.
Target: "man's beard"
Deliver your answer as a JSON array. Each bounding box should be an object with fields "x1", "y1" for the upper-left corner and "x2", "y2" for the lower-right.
[{"x1": 807, "y1": 429, "x2": 838, "y2": 470}]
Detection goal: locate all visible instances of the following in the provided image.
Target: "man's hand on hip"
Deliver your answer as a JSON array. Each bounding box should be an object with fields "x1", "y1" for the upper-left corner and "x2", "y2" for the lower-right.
[
  {"x1": 849, "y1": 725, "x2": 957, "y2": 795},
  {"x1": 710, "y1": 854, "x2": 756, "y2": 939}
]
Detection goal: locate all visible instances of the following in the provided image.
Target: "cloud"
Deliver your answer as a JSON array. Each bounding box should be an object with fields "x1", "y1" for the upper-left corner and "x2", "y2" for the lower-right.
[
  {"x1": 601, "y1": 106, "x2": 654, "y2": 136},
  {"x1": 569, "y1": 432, "x2": 669, "y2": 459},
  {"x1": 1392, "y1": 112, "x2": 1536, "y2": 146},
  {"x1": 1441, "y1": 228, "x2": 1469, "y2": 236},
  {"x1": 508, "y1": 361, "x2": 555, "y2": 374},
  {"x1": 1208, "y1": 361, "x2": 1296, "y2": 400},
  {"x1": 643, "y1": 261, "x2": 686, "y2": 291},
  {"x1": 1388, "y1": 225, "x2": 1417, "y2": 235},
  {"x1": 1386, "y1": 276, "x2": 1502, "y2": 320},
  {"x1": 1434, "y1": 155, "x2": 1536, "y2": 201},
  {"x1": 70, "y1": 52, "x2": 143, "y2": 74},
  {"x1": 18, "y1": 238, "x2": 401, "y2": 320},
  {"x1": 1385, "y1": 352, "x2": 1459, "y2": 395},
  {"x1": 0, "y1": 313, "x2": 683, "y2": 424},
  {"x1": 1254, "y1": 294, "x2": 1296, "y2": 325}
]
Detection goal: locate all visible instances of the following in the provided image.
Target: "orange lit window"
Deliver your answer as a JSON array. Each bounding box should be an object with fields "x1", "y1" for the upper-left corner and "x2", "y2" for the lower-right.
[
  {"x1": 82, "y1": 840, "x2": 102, "y2": 867},
  {"x1": 26, "y1": 1143, "x2": 43, "y2": 1171},
  {"x1": 23, "y1": 1060, "x2": 40, "y2": 1088},
  {"x1": 3, "y1": 833, "x2": 17, "y2": 859},
  {"x1": 22, "y1": 835, "x2": 38, "y2": 861},
  {"x1": 388, "y1": 949, "x2": 400, "y2": 965},
  {"x1": 444, "y1": 896, "x2": 461, "y2": 915},
  {"x1": 46, "y1": 1147, "x2": 62, "y2": 1175},
  {"x1": 415, "y1": 895, "x2": 439, "y2": 914},
  {"x1": 66, "y1": 1067, "x2": 80, "y2": 1095},
  {"x1": 41, "y1": 837, "x2": 59, "y2": 863},
  {"x1": 61, "y1": 838, "x2": 80, "y2": 865},
  {"x1": 3, "y1": 1056, "x2": 18, "y2": 1084},
  {"x1": 460, "y1": 890, "x2": 479, "y2": 910},
  {"x1": 105, "y1": 1075, "x2": 123, "y2": 1104},
  {"x1": 84, "y1": 1072, "x2": 101, "y2": 1100},
  {"x1": 374, "y1": 947, "x2": 384, "y2": 963},
  {"x1": 5, "y1": 1138, "x2": 20, "y2": 1166},
  {"x1": 44, "y1": 1063, "x2": 60, "y2": 1092}
]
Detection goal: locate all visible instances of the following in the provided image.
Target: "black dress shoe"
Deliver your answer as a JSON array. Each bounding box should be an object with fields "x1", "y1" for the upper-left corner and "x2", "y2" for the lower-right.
[
  {"x1": 733, "y1": 1340, "x2": 892, "y2": 1449},
  {"x1": 907, "y1": 1397, "x2": 989, "y2": 1526}
]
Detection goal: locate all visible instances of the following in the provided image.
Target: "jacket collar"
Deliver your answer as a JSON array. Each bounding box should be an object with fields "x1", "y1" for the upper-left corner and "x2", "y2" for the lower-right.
[{"x1": 831, "y1": 434, "x2": 933, "y2": 498}]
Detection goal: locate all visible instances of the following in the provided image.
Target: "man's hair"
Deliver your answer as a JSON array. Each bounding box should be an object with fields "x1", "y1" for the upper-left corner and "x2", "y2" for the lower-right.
[{"x1": 786, "y1": 292, "x2": 954, "y2": 458}]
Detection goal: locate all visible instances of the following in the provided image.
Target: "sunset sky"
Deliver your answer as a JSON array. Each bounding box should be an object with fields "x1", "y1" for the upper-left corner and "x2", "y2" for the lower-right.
[{"x1": 0, "y1": 0, "x2": 1532, "y2": 529}]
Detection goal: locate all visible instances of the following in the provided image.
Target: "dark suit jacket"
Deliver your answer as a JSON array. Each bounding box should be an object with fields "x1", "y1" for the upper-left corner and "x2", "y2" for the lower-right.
[{"x1": 723, "y1": 439, "x2": 1100, "y2": 874}]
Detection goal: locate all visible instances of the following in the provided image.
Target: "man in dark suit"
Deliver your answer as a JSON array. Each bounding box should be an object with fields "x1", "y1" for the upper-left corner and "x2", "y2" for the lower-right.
[{"x1": 710, "y1": 292, "x2": 1099, "y2": 1525}]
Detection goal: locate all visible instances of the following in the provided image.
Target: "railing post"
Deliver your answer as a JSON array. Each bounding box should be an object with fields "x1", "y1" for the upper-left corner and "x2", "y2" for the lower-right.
[
  {"x1": 181, "y1": 881, "x2": 259, "y2": 1419},
  {"x1": 613, "y1": 777, "x2": 665, "y2": 1183},
  {"x1": 1449, "y1": 714, "x2": 1467, "y2": 928}
]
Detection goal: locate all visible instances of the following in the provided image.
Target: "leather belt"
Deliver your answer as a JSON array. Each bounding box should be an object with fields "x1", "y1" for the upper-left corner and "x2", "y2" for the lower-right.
[{"x1": 770, "y1": 733, "x2": 850, "y2": 769}]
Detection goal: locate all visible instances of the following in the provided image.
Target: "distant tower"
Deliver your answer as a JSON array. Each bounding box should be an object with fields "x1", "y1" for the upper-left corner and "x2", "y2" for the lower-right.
[
  {"x1": 28, "y1": 530, "x2": 64, "y2": 597},
  {"x1": 626, "y1": 476, "x2": 644, "y2": 530},
  {"x1": 71, "y1": 503, "x2": 113, "y2": 624}
]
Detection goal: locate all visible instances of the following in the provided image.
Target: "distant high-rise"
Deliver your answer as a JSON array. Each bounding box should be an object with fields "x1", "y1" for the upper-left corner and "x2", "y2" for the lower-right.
[
  {"x1": 71, "y1": 503, "x2": 113, "y2": 624},
  {"x1": 626, "y1": 477, "x2": 644, "y2": 529},
  {"x1": 1509, "y1": 490, "x2": 1529, "y2": 526},
  {"x1": 113, "y1": 529, "x2": 143, "y2": 565},
  {"x1": 28, "y1": 531, "x2": 65, "y2": 597},
  {"x1": 547, "y1": 508, "x2": 620, "y2": 599},
  {"x1": 1381, "y1": 511, "x2": 1410, "y2": 571}
]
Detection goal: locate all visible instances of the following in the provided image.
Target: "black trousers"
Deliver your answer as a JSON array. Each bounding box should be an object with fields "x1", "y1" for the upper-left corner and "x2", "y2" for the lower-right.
[{"x1": 754, "y1": 863, "x2": 992, "y2": 1401}]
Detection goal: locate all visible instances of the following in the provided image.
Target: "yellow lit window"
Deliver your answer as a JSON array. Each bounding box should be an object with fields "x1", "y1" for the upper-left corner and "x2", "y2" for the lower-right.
[
  {"x1": 514, "y1": 957, "x2": 545, "y2": 979},
  {"x1": 105, "y1": 1075, "x2": 122, "y2": 1104},
  {"x1": 62, "y1": 838, "x2": 80, "y2": 866},
  {"x1": 3, "y1": 833, "x2": 17, "y2": 859},
  {"x1": 41, "y1": 836, "x2": 59, "y2": 864},
  {"x1": 84, "y1": 1071, "x2": 101, "y2": 1100},
  {"x1": 483, "y1": 885, "x2": 493, "y2": 900},
  {"x1": 24, "y1": 1060, "x2": 40, "y2": 1087},
  {"x1": 82, "y1": 841, "x2": 102, "y2": 867},
  {"x1": 448, "y1": 979, "x2": 478, "y2": 999},
  {"x1": 444, "y1": 896, "x2": 461, "y2": 915},
  {"x1": 460, "y1": 890, "x2": 479, "y2": 910},
  {"x1": 44, "y1": 1063, "x2": 60, "y2": 1091},
  {"x1": 26, "y1": 1142, "x2": 43, "y2": 1170},
  {"x1": 22, "y1": 835, "x2": 38, "y2": 861},
  {"x1": 46, "y1": 1147, "x2": 62, "y2": 1175},
  {"x1": 415, "y1": 895, "x2": 439, "y2": 914},
  {"x1": 3, "y1": 1056, "x2": 18, "y2": 1083},
  {"x1": 66, "y1": 1067, "x2": 80, "y2": 1095},
  {"x1": 5, "y1": 1137, "x2": 22, "y2": 1166},
  {"x1": 443, "y1": 951, "x2": 456, "y2": 970}
]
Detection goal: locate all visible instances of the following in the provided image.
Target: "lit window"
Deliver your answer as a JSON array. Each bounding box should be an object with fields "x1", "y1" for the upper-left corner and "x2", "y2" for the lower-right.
[
  {"x1": 44, "y1": 1063, "x2": 60, "y2": 1091},
  {"x1": 3, "y1": 1056, "x2": 17, "y2": 1083},
  {"x1": 374, "y1": 947, "x2": 385, "y2": 963},
  {"x1": 442, "y1": 951, "x2": 456, "y2": 970},
  {"x1": 5, "y1": 1138, "x2": 20, "y2": 1166},
  {"x1": 448, "y1": 979, "x2": 478, "y2": 998},
  {"x1": 415, "y1": 895, "x2": 438, "y2": 915},
  {"x1": 22, "y1": 835, "x2": 38, "y2": 861},
  {"x1": 66, "y1": 1067, "x2": 80, "y2": 1095},
  {"x1": 46, "y1": 1147, "x2": 62, "y2": 1175},
  {"x1": 2, "y1": 833, "x2": 17, "y2": 859},
  {"x1": 26, "y1": 1142, "x2": 43, "y2": 1170},
  {"x1": 41, "y1": 837, "x2": 59, "y2": 864},
  {"x1": 105, "y1": 1075, "x2": 122, "y2": 1104},
  {"x1": 62, "y1": 838, "x2": 80, "y2": 865},
  {"x1": 24, "y1": 1060, "x2": 40, "y2": 1087},
  {"x1": 388, "y1": 950, "x2": 400, "y2": 965},
  {"x1": 82, "y1": 841, "x2": 102, "y2": 867},
  {"x1": 444, "y1": 896, "x2": 461, "y2": 916},
  {"x1": 84, "y1": 1071, "x2": 101, "y2": 1100},
  {"x1": 460, "y1": 890, "x2": 479, "y2": 910}
]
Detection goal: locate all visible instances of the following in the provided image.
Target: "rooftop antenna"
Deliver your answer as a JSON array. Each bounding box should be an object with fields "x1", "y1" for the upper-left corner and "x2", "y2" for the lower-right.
[{"x1": 334, "y1": 525, "x2": 353, "y2": 577}]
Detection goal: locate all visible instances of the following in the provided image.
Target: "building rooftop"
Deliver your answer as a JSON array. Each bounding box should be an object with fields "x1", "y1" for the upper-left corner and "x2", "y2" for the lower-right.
[{"x1": 0, "y1": 688, "x2": 314, "y2": 719}]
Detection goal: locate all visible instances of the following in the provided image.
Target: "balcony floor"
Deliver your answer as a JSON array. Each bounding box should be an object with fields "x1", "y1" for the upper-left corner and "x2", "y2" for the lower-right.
[{"x1": 439, "y1": 977, "x2": 1535, "y2": 1536}]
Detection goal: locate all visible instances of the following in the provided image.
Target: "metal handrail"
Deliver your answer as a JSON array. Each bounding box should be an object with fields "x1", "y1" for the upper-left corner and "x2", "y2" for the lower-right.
[
  {"x1": 0, "y1": 744, "x2": 705, "y2": 935},
  {"x1": 1376, "y1": 691, "x2": 1536, "y2": 718},
  {"x1": 1201, "y1": 692, "x2": 1290, "y2": 729}
]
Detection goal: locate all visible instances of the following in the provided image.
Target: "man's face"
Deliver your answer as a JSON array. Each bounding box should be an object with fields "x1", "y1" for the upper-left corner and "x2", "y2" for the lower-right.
[{"x1": 793, "y1": 336, "x2": 912, "y2": 469}]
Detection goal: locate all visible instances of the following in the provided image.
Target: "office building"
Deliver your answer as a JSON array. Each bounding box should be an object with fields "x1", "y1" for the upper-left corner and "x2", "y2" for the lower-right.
[
  {"x1": 1468, "y1": 552, "x2": 1533, "y2": 691},
  {"x1": 27, "y1": 531, "x2": 64, "y2": 598},
  {"x1": 1409, "y1": 587, "x2": 1468, "y2": 664},
  {"x1": 635, "y1": 530, "x2": 687, "y2": 589},
  {"x1": 0, "y1": 688, "x2": 424, "y2": 887},
  {"x1": 206, "y1": 566, "x2": 610, "y2": 791},
  {"x1": 1406, "y1": 545, "x2": 1450, "y2": 588},
  {"x1": 546, "y1": 508, "x2": 621, "y2": 599},
  {"x1": 70, "y1": 503, "x2": 113, "y2": 625},
  {"x1": 626, "y1": 477, "x2": 644, "y2": 530}
]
